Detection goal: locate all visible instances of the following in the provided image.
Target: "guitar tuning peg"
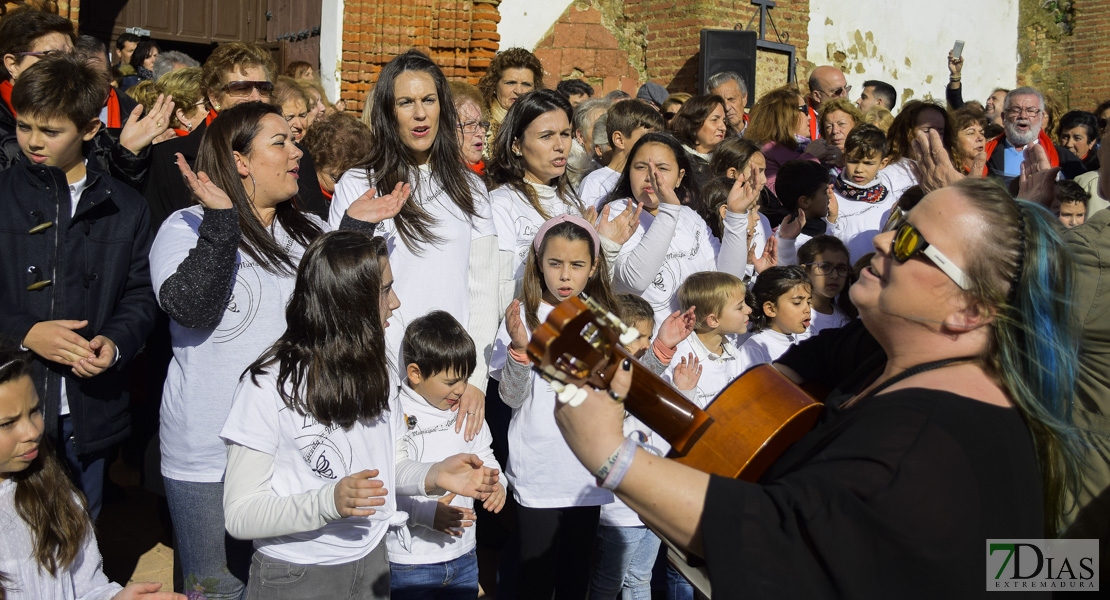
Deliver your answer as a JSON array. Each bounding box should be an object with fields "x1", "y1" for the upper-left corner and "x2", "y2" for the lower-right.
[
  {"x1": 543, "y1": 364, "x2": 568, "y2": 382},
  {"x1": 554, "y1": 381, "x2": 589, "y2": 406},
  {"x1": 619, "y1": 328, "x2": 641, "y2": 346}
]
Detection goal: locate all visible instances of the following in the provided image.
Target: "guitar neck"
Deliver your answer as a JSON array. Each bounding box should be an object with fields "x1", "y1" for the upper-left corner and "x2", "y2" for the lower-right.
[{"x1": 611, "y1": 347, "x2": 713, "y2": 456}]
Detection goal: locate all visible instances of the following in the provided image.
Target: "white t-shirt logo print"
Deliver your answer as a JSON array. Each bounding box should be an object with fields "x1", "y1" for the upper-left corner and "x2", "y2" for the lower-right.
[{"x1": 296, "y1": 419, "x2": 353, "y2": 481}]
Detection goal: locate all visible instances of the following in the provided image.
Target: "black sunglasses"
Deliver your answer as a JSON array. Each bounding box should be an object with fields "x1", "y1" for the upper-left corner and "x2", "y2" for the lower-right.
[{"x1": 222, "y1": 80, "x2": 274, "y2": 97}]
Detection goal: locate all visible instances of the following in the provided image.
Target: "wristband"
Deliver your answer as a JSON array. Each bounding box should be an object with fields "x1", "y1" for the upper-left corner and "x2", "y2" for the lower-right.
[
  {"x1": 599, "y1": 436, "x2": 640, "y2": 490},
  {"x1": 594, "y1": 441, "x2": 624, "y2": 480},
  {"x1": 949, "y1": 76, "x2": 961, "y2": 82},
  {"x1": 508, "y1": 346, "x2": 531, "y2": 365},
  {"x1": 652, "y1": 336, "x2": 677, "y2": 364}
]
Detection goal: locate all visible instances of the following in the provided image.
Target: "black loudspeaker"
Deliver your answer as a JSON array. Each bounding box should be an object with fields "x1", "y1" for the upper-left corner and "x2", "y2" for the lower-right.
[{"x1": 699, "y1": 29, "x2": 758, "y2": 107}]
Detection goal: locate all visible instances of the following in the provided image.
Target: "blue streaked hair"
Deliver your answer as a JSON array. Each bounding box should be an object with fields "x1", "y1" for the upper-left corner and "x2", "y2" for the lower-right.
[{"x1": 954, "y1": 179, "x2": 1083, "y2": 534}]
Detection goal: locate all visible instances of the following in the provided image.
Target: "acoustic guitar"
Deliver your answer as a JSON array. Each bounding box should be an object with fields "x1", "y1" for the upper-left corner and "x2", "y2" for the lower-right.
[{"x1": 527, "y1": 294, "x2": 825, "y2": 596}]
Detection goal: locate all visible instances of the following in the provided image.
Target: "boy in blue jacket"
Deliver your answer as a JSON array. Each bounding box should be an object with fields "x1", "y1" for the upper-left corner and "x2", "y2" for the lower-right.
[{"x1": 0, "y1": 53, "x2": 156, "y2": 518}]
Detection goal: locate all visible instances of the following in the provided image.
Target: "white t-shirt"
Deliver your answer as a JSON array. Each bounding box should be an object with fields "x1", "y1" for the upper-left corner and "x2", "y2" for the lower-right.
[
  {"x1": 598, "y1": 413, "x2": 669, "y2": 528},
  {"x1": 833, "y1": 178, "x2": 896, "y2": 262},
  {"x1": 151, "y1": 206, "x2": 319, "y2": 482},
  {"x1": 578, "y1": 166, "x2": 621, "y2": 209},
  {"x1": 219, "y1": 369, "x2": 402, "y2": 566},
  {"x1": 490, "y1": 302, "x2": 614, "y2": 508},
  {"x1": 489, "y1": 182, "x2": 579, "y2": 283},
  {"x1": 607, "y1": 201, "x2": 722, "y2": 333},
  {"x1": 878, "y1": 158, "x2": 918, "y2": 203},
  {"x1": 738, "y1": 328, "x2": 800, "y2": 367},
  {"x1": 328, "y1": 166, "x2": 496, "y2": 372},
  {"x1": 663, "y1": 333, "x2": 749, "y2": 410},
  {"x1": 1, "y1": 480, "x2": 121, "y2": 600},
  {"x1": 387, "y1": 384, "x2": 500, "y2": 565},
  {"x1": 799, "y1": 304, "x2": 853, "y2": 342}
]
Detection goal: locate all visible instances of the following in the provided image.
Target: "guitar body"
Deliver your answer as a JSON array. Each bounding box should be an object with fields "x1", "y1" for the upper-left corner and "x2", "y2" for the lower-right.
[{"x1": 669, "y1": 364, "x2": 823, "y2": 482}]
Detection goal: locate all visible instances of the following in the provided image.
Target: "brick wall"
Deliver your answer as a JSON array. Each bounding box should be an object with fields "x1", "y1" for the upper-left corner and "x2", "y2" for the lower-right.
[
  {"x1": 531, "y1": 0, "x2": 811, "y2": 97},
  {"x1": 1019, "y1": 0, "x2": 1110, "y2": 112},
  {"x1": 338, "y1": 0, "x2": 501, "y2": 114},
  {"x1": 1, "y1": 1, "x2": 77, "y2": 24}
]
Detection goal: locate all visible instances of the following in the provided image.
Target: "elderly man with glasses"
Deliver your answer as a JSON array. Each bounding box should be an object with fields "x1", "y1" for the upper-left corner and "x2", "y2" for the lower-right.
[
  {"x1": 803, "y1": 65, "x2": 849, "y2": 141},
  {"x1": 982, "y1": 86, "x2": 1085, "y2": 185}
]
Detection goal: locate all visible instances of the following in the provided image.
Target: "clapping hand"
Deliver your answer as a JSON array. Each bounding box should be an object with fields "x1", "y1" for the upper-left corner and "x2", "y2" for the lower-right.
[
  {"x1": 778, "y1": 209, "x2": 806, "y2": 240},
  {"x1": 333, "y1": 469, "x2": 388, "y2": 517},
  {"x1": 120, "y1": 94, "x2": 175, "y2": 154},
  {"x1": 432, "y1": 493, "x2": 476, "y2": 536},
  {"x1": 176, "y1": 153, "x2": 233, "y2": 210},
  {"x1": 725, "y1": 166, "x2": 760, "y2": 215},
  {"x1": 656, "y1": 306, "x2": 697, "y2": 350},
  {"x1": 672, "y1": 353, "x2": 703, "y2": 391},
  {"x1": 346, "y1": 182, "x2": 410, "y2": 224},
  {"x1": 589, "y1": 201, "x2": 643, "y2": 245},
  {"x1": 750, "y1": 235, "x2": 778, "y2": 273},
  {"x1": 1017, "y1": 143, "x2": 1060, "y2": 211}
]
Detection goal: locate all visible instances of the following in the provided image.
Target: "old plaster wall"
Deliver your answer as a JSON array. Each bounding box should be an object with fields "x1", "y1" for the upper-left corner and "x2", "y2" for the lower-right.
[{"x1": 806, "y1": 0, "x2": 1020, "y2": 109}]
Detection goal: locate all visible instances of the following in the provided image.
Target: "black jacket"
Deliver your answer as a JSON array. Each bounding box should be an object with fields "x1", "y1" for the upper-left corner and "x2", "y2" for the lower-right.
[
  {"x1": 0, "y1": 156, "x2": 158, "y2": 455},
  {"x1": 142, "y1": 118, "x2": 331, "y2": 230},
  {"x1": 0, "y1": 129, "x2": 151, "y2": 192}
]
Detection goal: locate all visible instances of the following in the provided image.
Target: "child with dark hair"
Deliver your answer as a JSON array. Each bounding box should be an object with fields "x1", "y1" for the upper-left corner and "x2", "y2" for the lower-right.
[
  {"x1": 579, "y1": 99, "x2": 664, "y2": 208},
  {"x1": 0, "y1": 348, "x2": 183, "y2": 600},
  {"x1": 828, "y1": 123, "x2": 895, "y2": 261},
  {"x1": 798, "y1": 235, "x2": 854, "y2": 339},
  {"x1": 390, "y1": 310, "x2": 506, "y2": 598},
  {"x1": 1055, "y1": 179, "x2": 1089, "y2": 229},
  {"x1": 774, "y1": 159, "x2": 836, "y2": 265},
  {"x1": 739, "y1": 265, "x2": 812, "y2": 366},
  {"x1": 0, "y1": 54, "x2": 157, "y2": 520}
]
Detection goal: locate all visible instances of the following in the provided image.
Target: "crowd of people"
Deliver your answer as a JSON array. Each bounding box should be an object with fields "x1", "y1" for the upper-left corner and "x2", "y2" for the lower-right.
[{"x1": 1, "y1": 3, "x2": 1108, "y2": 599}]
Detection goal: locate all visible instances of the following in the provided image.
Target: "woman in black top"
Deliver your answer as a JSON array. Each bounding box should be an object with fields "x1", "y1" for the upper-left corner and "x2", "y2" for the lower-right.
[{"x1": 553, "y1": 179, "x2": 1084, "y2": 598}]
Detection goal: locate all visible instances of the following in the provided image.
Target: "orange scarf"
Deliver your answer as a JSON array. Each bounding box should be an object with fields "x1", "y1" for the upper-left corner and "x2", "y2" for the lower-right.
[
  {"x1": 466, "y1": 160, "x2": 486, "y2": 177},
  {"x1": 106, "y1": 88, "x2": 122, "y2": 128},
  {"x1": 206, "y1": 109, "x2": 217, "y2": 126},
  {"x1": 981, "y1": 130, "x2": 1060, "y2": 177}
]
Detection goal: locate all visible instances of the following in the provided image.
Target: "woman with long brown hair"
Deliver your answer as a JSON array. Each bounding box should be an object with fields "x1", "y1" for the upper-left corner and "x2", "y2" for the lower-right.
[
  {"x1": 744, "y1": 84, "x2": 839, "y2": 195},
  {"x1": 0, "y1": 348, "x2": 184, "y2": 600},
  {"x1": 881, "y1": 100, "x2": 958, "y2": 199}
]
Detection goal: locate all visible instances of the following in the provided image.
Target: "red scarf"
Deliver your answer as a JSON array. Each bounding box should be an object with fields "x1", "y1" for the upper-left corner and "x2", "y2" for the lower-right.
[
  {"x1": 206, "y1": 109, "x2": 218, "y2": 126},
  {"x1": 466, "y1": 160, "x2": 485, "y2": 176},
  {"x1": 808, "y1": 106, "x2": 819, "y2": 140},
  {"x1": 981, "y1": 131, "x2": 1060, "y2": 176},
  {"x1": 105, "y1": 88, "x2": 122, "y2": 128},
  {"x1": 1, "y1": 80, "x2": 15, "y2": 117},
  {"x1": 320, "y1": 184, "x2": 333, "y2": 200},
  {"x1": 172, "y1": 128, "x2": 190, "y2": 138}
]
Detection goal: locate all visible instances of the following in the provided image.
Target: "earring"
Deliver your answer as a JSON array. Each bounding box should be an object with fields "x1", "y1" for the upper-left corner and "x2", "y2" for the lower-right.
[{"x1": 214, "y1": 103, "x2": 221, "y2": 111}]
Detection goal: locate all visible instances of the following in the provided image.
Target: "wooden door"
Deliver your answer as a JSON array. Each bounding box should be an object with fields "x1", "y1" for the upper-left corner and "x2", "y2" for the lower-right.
[{"x1": 266, "y1": 0, "x2": 322, "y2": 74}]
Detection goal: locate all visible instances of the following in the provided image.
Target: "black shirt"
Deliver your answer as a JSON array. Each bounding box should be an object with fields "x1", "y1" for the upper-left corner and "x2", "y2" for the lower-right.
[{"x1": 701, "y1": 321, "x2": 1044, "y2": 598}]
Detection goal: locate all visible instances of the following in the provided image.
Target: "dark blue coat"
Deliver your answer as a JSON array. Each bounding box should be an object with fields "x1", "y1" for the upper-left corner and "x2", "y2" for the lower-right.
[{"x1": 0, "y1": 156, "x2": 157, "y2": 455}]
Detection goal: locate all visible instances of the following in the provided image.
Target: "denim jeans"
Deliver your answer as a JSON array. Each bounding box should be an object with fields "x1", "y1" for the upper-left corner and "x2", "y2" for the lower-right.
[
  {"x1": 163, "y1": 477, "x2": 252, "y2": 600},
  {"x1": 665, "y1": 563, "x2": 695, "y2": 600},
  {"x1": 246, "y1": 541, "x2": 390, "y2": 600},
  {"x1": 389, "y1": 549, "x2": 478, "y2": 599},
  {"x1": 589, "y1": 526, "x2": 661, "y2": 600},
  {"x1": 58, "y1": 414, "x2": 109, "y2": 521}
]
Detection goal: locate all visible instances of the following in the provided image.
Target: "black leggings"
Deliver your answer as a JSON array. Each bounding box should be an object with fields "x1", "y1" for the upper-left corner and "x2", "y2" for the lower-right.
[{"x1": 515, "y1": 504, "x2": 601, "y2": 599}]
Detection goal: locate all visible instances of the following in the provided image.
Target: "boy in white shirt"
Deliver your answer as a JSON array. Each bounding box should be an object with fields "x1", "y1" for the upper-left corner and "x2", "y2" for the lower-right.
[
  {"x1": 578, "y1": 99, "x2": 664, "y2": 208},
  {"x1": 664, "y1": 272, "x2": 753, "y2": 410},
  {"x1": 389, "y1": 311, "x2": 506, "y2": 598},
  {"x1": 829, "y1": 124, "x2": 894, "y2": 260}
]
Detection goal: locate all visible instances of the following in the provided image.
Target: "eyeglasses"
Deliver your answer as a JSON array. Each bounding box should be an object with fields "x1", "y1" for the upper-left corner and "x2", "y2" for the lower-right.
[
  {"x1": 457, "y1": 120, "x2": 490, "y2": 133},
  {"x1": 818, "y1": 85, "x2": 851, "y2": 98},
  {"x1": 803, "y1": 262, "x2": 850, "y2": 277},
  {"x1": 222, "y1": 80, "x2": 274, "y2": 97},
  {"x1": 663, "y1": 111, "x2": 678, "y2": 120},
  {"x1": 17, "y1": 49, "x2": 65, "y2": 58},
  {"x1": 1005, "y1": 106, "x2": 1042, "y2": 118},
  {"x1": 882, "y1": 206, "x2": 971, "y2": 290},
  {"x1": 797, "y1": 105, "x2": 809, "y2": 113}
]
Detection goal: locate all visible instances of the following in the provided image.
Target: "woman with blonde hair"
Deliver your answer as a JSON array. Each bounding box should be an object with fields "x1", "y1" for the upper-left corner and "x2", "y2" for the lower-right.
[
  {"x1": 818, "y1": 97, "x2": 865, "y2": 153},
  {"x1": 745, "y1": 84, "x2": 838, "y2": 194},
  {"x1": 156, "y1": 67, "x2": 206, "y2": 135}
]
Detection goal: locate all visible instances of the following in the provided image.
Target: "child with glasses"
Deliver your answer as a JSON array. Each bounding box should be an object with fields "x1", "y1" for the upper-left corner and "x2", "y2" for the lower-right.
[{"x1": 798, "y1": 236, "x2": 854, "y2": 341}]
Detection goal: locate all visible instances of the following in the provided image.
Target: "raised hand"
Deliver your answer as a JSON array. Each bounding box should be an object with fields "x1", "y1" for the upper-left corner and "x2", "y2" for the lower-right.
[
  {"x1": 594, "y1": 201, "x2": 643, "y2": 245},
  {"x1": 333, "y1": 469, "x2": 388, "y2": 517},
  {"x1": 751, "y1": 235, "x2": 778, "y2": 273},
  {"x1": 120, "y1": 94, "x2": 176, "y2": 154},
  {"x1": 1017, "y1": 144, "x2": 1061, "y2": 211},
  {"x1": 176, "y1": 153, "x2": 233, "y2": 210},
  {"x1": 777, "y1": 209, "x2": 806, "y2": 240},
  {"x1": 432, "y1": 493, "x2": 476, "y2": 536},
  {"x1": 725, "y1": 169, "x2": 759, "y2": 215},
  {"x1": 23, "y1": 320, "x2": 92, "y2": 366},
  {"x1": 672, "y1": 353, "x2": 703, "y2": 391},
  {"x1": 505, "y1": 299, "x2": 530, "y2": 352},
  {"x1": 947, "y1": 50, "x2": 964, "y2": 78},
  {"x1": 656, "y1": 306, "x2": 696, "y2": 350},
  {"x1": 648, "y1": 158, "x2": 682, "y2": 207},
  {"x1": 346, "y1": 181, "x2": 410, "y2": 224},
  {"x1": 452, "y1": 383, "x2": 485, "y2": 442},
  {"x1": 912, "y1": 129, "x2": 971, "y2": 193},
  {"x1": 826, "y1": 183, "x2": 839, "y2": 223}
]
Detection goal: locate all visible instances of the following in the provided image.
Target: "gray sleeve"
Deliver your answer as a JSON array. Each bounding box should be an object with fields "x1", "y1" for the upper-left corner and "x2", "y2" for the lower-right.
[
  {"x1": 157, "y1": 208, "x2": 241, "y2": 329},
  {"x1": 640, "y1": 349, "x2": 669, "y2": 377},
  {"x1": 499, "y1": 354, "x2": 533, "y2": 409},
  {"x1": 338, "y1": 213, "x2": 378, "y2": 235}
]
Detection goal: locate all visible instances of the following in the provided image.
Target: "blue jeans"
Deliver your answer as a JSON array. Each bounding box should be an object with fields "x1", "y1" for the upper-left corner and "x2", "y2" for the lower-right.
[
  {"x1": 665, "y1": 563, "x2": 695, "y2": 600},
  {"x1": 163, "y1": 477, "x2": 253, "y2": 600},
  {"x1": 58, "y1": 414, "x2": 109, "y2": 521},
  {"x1": 390, "y1": 549, "x2": 478, "y2": 599},
  {"x1": 589, "y1": 526, "x2": 661, "y2": 600}
]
